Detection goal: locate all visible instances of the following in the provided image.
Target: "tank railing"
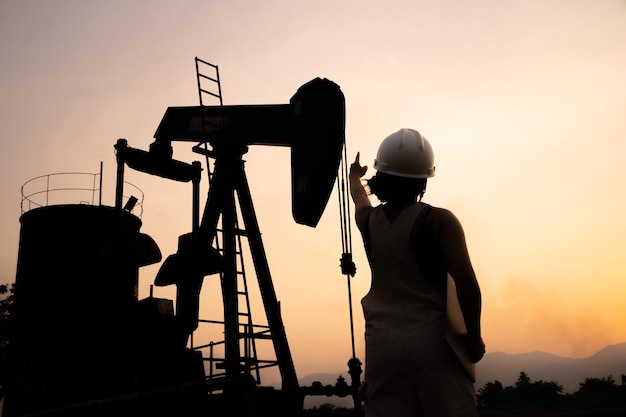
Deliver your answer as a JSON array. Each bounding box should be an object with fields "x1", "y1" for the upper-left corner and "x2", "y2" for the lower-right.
[{"x1": 21, "y1": 172, "x2": 145, "y2": 218}]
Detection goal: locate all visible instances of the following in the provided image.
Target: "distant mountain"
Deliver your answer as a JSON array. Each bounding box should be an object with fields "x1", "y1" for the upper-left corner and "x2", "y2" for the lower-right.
[
  {"x1": 476, "y1": 342, "x2": 626, "y2": 393},
  {"x1": 296, "y1": 342, "x2": 626, "y2": 409}
]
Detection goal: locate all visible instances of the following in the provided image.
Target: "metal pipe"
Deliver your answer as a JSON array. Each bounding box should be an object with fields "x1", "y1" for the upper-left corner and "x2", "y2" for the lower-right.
[
  {"x1": 114, "y1": 139, "x2": 127, "y2": 209},
  {"x1": 99, "y1": 161, "x2": 103, "y2": 206}
]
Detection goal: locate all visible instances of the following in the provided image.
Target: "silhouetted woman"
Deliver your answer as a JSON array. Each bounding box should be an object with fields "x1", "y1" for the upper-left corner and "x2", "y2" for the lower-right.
[{"x1": 350, "y1": 128, "x2": 485, "y2": 417}]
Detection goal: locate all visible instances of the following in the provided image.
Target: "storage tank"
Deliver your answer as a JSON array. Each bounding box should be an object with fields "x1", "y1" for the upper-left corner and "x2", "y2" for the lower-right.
[{"x1": 6, "y1": 203, "x2": 161, "y2": 415}]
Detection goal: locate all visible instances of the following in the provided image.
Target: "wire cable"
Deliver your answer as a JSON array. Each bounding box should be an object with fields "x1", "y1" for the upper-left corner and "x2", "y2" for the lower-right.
[
  {"x1": 337, "y1": 141, "x2": 363, "y2": 414},
  {"x1": 337, "y1": 141, "x2": 357, "y2": 357}
]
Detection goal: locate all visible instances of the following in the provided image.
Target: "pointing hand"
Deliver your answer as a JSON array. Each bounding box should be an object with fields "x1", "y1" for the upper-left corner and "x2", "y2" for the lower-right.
[{"x1": 350, "y1": 152, "x2": 368, "y2": 179}]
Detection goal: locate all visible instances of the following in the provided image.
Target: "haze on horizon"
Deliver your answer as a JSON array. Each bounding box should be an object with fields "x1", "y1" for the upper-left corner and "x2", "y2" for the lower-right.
[{"x1": 1, "y1": 0, "x2": 625, "y2": 379}]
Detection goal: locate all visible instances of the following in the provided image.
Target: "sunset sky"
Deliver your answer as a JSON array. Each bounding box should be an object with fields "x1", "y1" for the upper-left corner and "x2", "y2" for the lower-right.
[{"x1": 1, "y1": 0, "x2": 626, "y2": 381}]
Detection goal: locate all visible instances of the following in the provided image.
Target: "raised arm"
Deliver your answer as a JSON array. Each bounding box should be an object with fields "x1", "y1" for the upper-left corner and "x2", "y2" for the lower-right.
[{"x1": 349, "y1": 152, "x2": 373, "y2": 232}]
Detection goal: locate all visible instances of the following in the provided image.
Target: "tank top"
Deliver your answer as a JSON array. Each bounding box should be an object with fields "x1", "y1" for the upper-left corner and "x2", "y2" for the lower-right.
[{"x1": 361, "y1": 203, "x2": 445, "y2": 330}]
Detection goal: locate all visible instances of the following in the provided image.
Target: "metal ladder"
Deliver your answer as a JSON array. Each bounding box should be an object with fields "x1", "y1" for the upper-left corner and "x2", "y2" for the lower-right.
[
  {"x1": 195, "y1": 57, "x2": 223, "y2": 107},
  {"x1": 192, "y1": 58, "x2": 267, "y2": 384}
]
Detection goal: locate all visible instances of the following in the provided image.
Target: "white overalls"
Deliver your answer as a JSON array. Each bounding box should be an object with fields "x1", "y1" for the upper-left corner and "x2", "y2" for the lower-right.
[{"x1": 361, "y1": 204, "x2": 477, "y2": 417}]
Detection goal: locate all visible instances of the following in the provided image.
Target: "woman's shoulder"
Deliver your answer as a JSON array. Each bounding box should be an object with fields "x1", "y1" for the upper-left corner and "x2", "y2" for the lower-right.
[
  {"x1": 421, "y1": 204, "x2": 462, "y2": 232},
  {"x1": 420, "y1": 202, "x2": 454, "y2": 216}
]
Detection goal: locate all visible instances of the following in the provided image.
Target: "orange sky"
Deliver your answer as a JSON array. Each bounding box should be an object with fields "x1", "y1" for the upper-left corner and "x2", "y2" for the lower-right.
[{"x1": 1, "y1": 0, "x2": 626, "y2": 380}]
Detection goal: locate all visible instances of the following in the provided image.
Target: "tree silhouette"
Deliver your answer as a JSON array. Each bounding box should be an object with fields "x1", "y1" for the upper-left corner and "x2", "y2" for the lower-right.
[
  {"x1": 574, "y1": 375, "x2": 621, "y2": 406},
  {"x1": 478, "y1": 372, "x2": 564, "y2": 409},
  {"x1": 515, "y1": 371, "x2": 531, "y2": 387},
  {"x1": 477, "y1": 380, "x2": 506, "y2": 408},
  {"x1": 0, "y1": 283, "x2": 15, "y2": 401},
  {"x1": 513, "y1": 371, "x2": 533, "y2": 404}
]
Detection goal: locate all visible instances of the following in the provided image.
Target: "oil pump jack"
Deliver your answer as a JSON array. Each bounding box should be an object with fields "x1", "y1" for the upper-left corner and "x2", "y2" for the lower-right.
[{"x1": 113, "y1": 74, "x2": 359, "y2": 415}]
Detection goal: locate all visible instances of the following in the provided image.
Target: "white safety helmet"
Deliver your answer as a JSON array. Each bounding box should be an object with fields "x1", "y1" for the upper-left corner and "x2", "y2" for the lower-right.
[{"x1": 373, "y1": 128, "x2": 435, "y2": 178}]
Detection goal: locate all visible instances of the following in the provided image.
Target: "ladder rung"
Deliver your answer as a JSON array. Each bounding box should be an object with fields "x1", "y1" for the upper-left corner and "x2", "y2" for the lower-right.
[
  {"x1": 198, "y1": 74, "x2": 219, "y2": 83},
  {"x1": 195, "y1": 57, "x2": 217, "y2": 69},
  {"x1": 191, "y1": 143, "x2": 214, "y2": 157},
  {"x1": 200, "y1": 88, "x2": 221, "y2": 98},
  {"x1": 249, "y1": 333, "x2": 273, "y2": 340},
  {"x1": 237, "y1": 331, "x2": 273, "y2": 340},
  {"x1": 214, "y1": 228, "x2": 247, "y2": 236}
]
